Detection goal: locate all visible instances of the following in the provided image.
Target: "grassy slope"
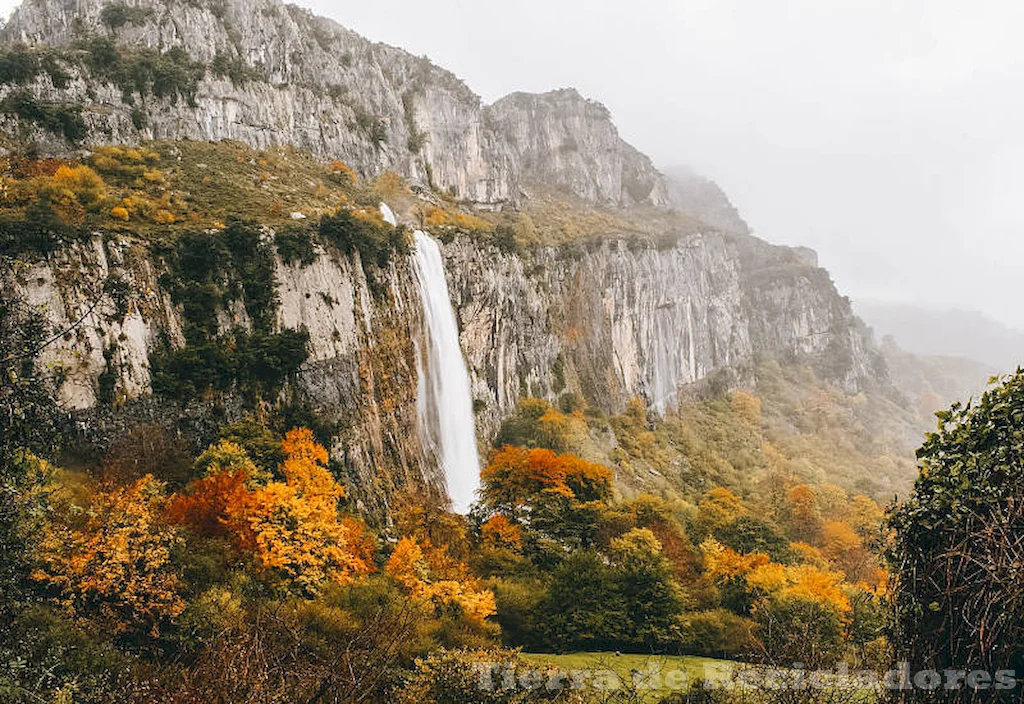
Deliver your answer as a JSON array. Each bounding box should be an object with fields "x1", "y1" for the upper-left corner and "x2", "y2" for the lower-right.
[{"x1": 519, "y1": 652, "x2": 734, "y2": 697}]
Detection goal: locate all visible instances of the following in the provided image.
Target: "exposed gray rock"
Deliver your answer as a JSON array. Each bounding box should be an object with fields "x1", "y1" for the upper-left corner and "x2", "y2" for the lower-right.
[
  {"x1": 0, "y1": 0, "x2": 672, "y2": 208},
  {"x1": 10, "y1": 223, "x2": 882, "y2": 512},
  {"x1": 485, "y1": 89, "x2": 669, "y2": 207},
  {"x1": 444, "y1": 231, "x2": 881, "y2": 437}
]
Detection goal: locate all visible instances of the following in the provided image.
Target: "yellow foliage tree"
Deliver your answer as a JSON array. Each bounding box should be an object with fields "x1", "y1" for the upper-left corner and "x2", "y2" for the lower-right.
[
  {"x1": 695, "y1": 487, "x2": 747, "y2": 536},
  {"x1": 227, "y1": 428, "x2": 372, "y2": 593},
  {"x1": 786, "y1": 484, "x2": 823, "y2": 544},
  {"x1": 701, "y1": 538, "x2": 770, "y2": 582},
  {"x1": 34, "y1": 475, "x2": 185, "y2": 635},
  {"x1": 385, "y1": 536, "x2": 496, "y2": 624},
  {"x1": 702, "y1": 539, "x2": 852, "y2": 616},
  {"x1": 780, "y1": 565, "x2": 851, "y2": 615},
  {"x1": 731, "y1": 390, "x2": 763, "y2": 425},
  {"x1": 480, "y1": 514, "x2": 522, "y2": 551},
  {"x1": 846, "y1": 494, "x2": 885, "y2": 538}
]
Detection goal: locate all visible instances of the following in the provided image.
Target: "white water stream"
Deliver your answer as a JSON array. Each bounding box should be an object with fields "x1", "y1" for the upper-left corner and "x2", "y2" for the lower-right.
[{"x1": 410, "y1": 228, "x2": 480, "y2": 513}]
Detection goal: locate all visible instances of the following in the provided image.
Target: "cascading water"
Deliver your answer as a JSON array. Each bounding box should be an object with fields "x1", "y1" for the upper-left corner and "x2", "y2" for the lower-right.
[{"x1": 411, "y1": 229, "x2": 481, "y2": 513}]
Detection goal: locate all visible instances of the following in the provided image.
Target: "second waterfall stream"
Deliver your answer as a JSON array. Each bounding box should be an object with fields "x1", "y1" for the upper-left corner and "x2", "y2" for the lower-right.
[{"x1": 410, "y1": 227, "x2": 481, "y2": 513}]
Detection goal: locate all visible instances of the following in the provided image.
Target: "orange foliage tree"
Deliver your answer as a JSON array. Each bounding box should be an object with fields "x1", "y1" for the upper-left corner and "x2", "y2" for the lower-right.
[
  {"x1": 785, "y1": 484, "x2": 823, "y2": 544},
  {"x1": 480, "y1": 446, "x2": 613, "y2": 551},
  {"x1": 480, "y1": 446, "x2": 612, "y2": 515},
  {"x1": 228, "y1": 428, "x2": 372, "y2": 593},
  {"x1": 169, "y1": 429, "x2": 373, "y2": 594}
]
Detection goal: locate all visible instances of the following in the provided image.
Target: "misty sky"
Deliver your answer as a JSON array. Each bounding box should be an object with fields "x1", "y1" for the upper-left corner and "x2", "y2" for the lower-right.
[{"x1": 2, "y1": 0, "x2": 1022, "y2": 329}]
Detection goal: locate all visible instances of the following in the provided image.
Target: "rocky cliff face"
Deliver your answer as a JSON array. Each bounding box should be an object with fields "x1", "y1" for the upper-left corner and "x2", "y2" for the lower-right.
[
  {"x1": 485, "y1": 89, "x2": 669, "y2": 207},
  {"x1": 13, "y1": 229, "x2": 448, "y2": 515},
  {"x1": 446, "y1": 232, "x2": 879, "y2": 432},
  {"x1": 11, "y1": 219, "x2": 882, "y2": 511},
  {"x1": 0, "y1": 0, "x2": 672, "y2": 209}
]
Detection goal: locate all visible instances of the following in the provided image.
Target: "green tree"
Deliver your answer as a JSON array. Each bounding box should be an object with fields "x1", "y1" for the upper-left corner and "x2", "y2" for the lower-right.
[
  {"x1": 540, "y1": 551, "x2": 626, "y2": 651},
  {"x1": 609, "y1": 528, "x2": 686, "y2": 649},
  {"x1": 0, "y1": 282, "x2": 61, "y2": 616},
  {"x1": 714, "y1": 515, "x2": 794, "y2": 564}
]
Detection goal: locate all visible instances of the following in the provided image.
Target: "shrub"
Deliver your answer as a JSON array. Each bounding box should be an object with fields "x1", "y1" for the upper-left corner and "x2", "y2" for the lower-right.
[
  {"x1": 752, "y1": 594, "x2": 845, "y2": 668},
  {"x1": 493, "y1": 398, "x2": 586, "y2": 453},
  {"x1": 397, "y1": 649, "x2": 561, "y2": 704},
  {"x1": 150, "y1": 328, "x2": 309, "y2": 400},
  {"x1": 0, "y1": 90, "x2": 88, "y2": 143},
  {"x1": 100, "y1": 3, "x2": 155, "y2": 28},
  {"x1": 211, "y1": 51, "x2": 259, "y2": 86},
  {"x1": 0, "y1": 203, "x2": 82, "y2": 257},
  {"x1": 319, "y1": 208, "x2": 409, "y2": 270},
  {"x1": 158, "y1": 223, "x2": 278, "y2": 339},
  {"x1": 274, "y1": 224, "x2": 316, "y2": 266},
  {"x1": 889, "y1": 371, "x2": 1024, "y2": 690},
  {"x1": 680, "y1": 609, "x2": 757, "y2": 659},
  {"x1": 0, "y1": 45, "x2": 41, "y2": 84},
  {"x1": 82, "y1": 39, "x2": 205, "y2": 105}
]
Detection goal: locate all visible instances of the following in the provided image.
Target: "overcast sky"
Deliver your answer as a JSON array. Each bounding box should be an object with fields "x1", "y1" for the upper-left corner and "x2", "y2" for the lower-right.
[{"x1": 2, "y1": 0, "x2": 1022, "y2": 329}]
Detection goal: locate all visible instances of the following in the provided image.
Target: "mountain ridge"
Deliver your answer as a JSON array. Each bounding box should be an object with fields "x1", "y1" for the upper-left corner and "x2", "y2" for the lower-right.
[{"x1": 0, "y1": 0, "x2": 678, "y2": 211}]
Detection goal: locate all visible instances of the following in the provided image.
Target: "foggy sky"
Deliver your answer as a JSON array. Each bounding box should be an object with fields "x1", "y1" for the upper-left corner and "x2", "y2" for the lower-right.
[{"x1": 3, "y1": 0, "x2": 1022, "y2": 329}]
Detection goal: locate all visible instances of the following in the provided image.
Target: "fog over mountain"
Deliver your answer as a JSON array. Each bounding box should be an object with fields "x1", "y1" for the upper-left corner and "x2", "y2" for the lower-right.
[
  {"x1": 2, "y1": 0, "x2": 1020, "y2": 330},
  {"x1": 858, "y1": 300, "x2": 1024, "y2": 373}
]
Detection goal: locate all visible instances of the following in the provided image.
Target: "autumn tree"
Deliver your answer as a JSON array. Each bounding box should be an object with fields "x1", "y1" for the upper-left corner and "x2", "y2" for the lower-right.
[
  {"x1": 227, "y1": 428, "x2": 372, "y2": 593},
  {"x1": 34, "y1": 475, "x2": 185, "y2": 637},
  {"x1": 166, "y1": 444, "x2": 253, "y2": 539},
  {"x1": 784, "y1": 484, "x2": 824, "y2": 544},
  {"x1": 385, "y1": 536, "x2": 496, "y2": 625},
  {"x1": 821, "y1": 520, "x2": 873, "y2": 583},
  {"x1": 393, "y1": 492, "x2": 471, "y2": 562},
  {"x1": 692, "y1": 487, "x2": 747, "y2": 538},
  {"x1": 493, "y1": 398, "x2": 588, "y2": 453},
  {"x1": 731, "y1": 390, "x2": 763, "y2": 426},
  {"x1": 169, "y1": 430, "x2": 373, "y2": 594},
  {"x1": 479, "y1": 445, "x2": 612, "y2": 556},
  {"x1": 626, "y1": 494, "x2": 701, "y2": 582}
]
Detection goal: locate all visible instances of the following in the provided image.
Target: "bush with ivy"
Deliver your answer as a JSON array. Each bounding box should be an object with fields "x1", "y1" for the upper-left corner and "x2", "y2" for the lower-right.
[
  {"x1": 889, "y1": 370, "x2": 1024, "y2": 695},
  {"x1": 319, "y1": 209, "x2": 409, "y2": 270},
  {"x1": 151, "y1": 328, "x2": 309, "y2": 400}
]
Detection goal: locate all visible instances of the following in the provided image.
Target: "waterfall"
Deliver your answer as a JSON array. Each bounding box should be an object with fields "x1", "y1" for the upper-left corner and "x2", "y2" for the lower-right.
[{"x1": 411, "y1": 229, "x2": 480, "y2": 513}]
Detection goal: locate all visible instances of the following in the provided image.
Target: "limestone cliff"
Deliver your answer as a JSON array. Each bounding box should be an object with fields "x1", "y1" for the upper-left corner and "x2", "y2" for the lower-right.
[
  {"x1": 0, "y1": 0, "x2": 888, "y2": 511},
  {"x1": 0, "y1": 0, "x2": 672, "y2": 208},
  {"x1": 10, "y1": 220, "x2": 882, "y2": 512},
  {"x1": 484, "y1": 89, "x2": 669, "y2": 207}
]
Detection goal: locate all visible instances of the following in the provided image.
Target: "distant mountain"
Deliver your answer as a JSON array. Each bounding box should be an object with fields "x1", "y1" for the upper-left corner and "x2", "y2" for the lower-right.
[
  {"x1": 856, "y1": 301, "x2": 1024, "y2": 373},
  {"x1": 879, "y1": 338, "x2": 996, "y2": 421}
]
